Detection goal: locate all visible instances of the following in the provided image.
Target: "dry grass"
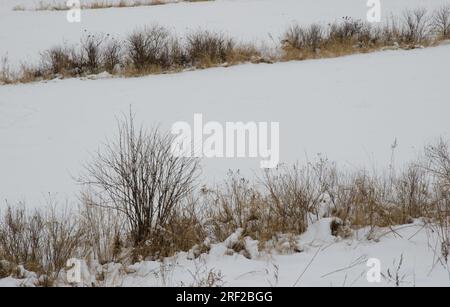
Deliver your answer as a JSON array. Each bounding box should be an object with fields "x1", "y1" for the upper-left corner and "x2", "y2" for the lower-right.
[
  {"x1": 0, "y1": 202, "x2": 84, "y2": 286},
  {"x1": 1, "y1": 131, "x2": 450, "y2": 283},
  {"x1": 2, "y1": 7, "x2": 449, "y2": 85},
  {"x1": 281, "y1": 8, "x2": 441, "y2": 62}
]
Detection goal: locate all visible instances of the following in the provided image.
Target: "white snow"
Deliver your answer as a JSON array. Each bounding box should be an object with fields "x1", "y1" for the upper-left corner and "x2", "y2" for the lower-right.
[
  {"x1": 111, "y1": 220, "x2": 450, "y2": 287},
  {"x1": 1, "y1": 0, "x2": 450, "y2": 287},
  {"x1": 1, "y1": 0, "x2": 450, "y2": 65},
  {"x1": 2, "y1": 219, "x2": 449, "y2": 287},
  {"x1": 1, "y1": 45, "x2": 449, "y2": 204}
]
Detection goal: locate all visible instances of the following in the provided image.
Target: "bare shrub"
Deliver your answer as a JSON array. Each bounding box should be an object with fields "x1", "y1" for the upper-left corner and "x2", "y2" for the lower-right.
[
  {"x1": 423, "y1": 139, "x2": 450, "y2": 262},
  {"x1": 41, "y1": 46, "x2": 73, "y2": 75},
  {"x1": 80, "y1": 113, "x2": 200, "y2": 257},
  {"x1": 282, "y1": 24, "x2": 324, "y2": 52},
  {"x1": 424, "y1": 139, "x2": 450, "y2": 186},
  {"x1": 401, "y1": 8, "x2": 431, "y2": 44},
  {"x1": 205, "y1": 160, "x2": 334, "y2": 244},
  {"x1": 329, "y1": 171, "x2": 392, "y2": 230},
  {"x1": 40, "y1": 205, "x2": 84, "y2": 286},
  {"x1": 393, "y1": 164, "x2": 431, "y2": 222},
  {"x1": 328, "y1": 17, "x2": 366, "y2": 45},
  {"x1": 262, "y1": 162, "x2": 327, "y2": 235},
  {"x1": 204, "y1": 173, "x2": 264, "y2": 243},
  {"x1": 127, "y1": 26, "x2": 171, "y2": 71},
  {"x1": 102, "y1": 38, "x2": 123, "y2": 73},
  {"x1": 79, "y1": 195, "x2": 125, "y2": 264},
  {"x1": 0, "y1": 56, "x2": 13, "y2": 84},
  {"x1": 81, "y1": 35, "x2": 104, "y2": 73},
  {"x1": 155, "y1": 199, "x2": 206, "y2": 258},
  {"x1": 433, "y1": 6, "x2": 450, "y2": 39},
  {"x1": 168, "y1": 38, "x2": 188, "y2": 68},
  {"x1": 0, "y1": 204, "x2": 43, "y2": 270},
  {"x1": 0, "y1": 203, "x2": 83, "y2": 286},
  {"x1": 186, "y1": 31, "x2": 234, "y2": 66}
]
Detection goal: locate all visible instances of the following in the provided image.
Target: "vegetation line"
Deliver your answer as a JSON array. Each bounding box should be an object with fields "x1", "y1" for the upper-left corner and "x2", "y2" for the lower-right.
[{"x1": 1, "y1": 6, "x2": 450, "y2": 85}]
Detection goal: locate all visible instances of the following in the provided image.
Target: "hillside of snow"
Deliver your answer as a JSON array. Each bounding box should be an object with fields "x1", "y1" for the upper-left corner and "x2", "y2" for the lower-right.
[
  {"x1": 1, "y1": 218, "x2": 449, "y2": 287},
  {"x1": 1, "y1": 45, "x2": 450, "y2": 204},
  {"x1": 1, "y1": 0, "x2": 450, "y2": 287},
  {"x1": 1, "y1": 0, "x2": 449, "y2": 65}
]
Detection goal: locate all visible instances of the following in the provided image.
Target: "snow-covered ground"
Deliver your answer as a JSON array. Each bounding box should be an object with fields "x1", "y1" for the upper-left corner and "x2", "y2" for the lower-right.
[
  {"x1": 1, "y1": 45, "x2": 450, "y2": 204},
  {"x1": 1, "y1": 218, "x2": 449, "y2": 287},
  {"x1": 1, "y1": 0, "x2": 450, "y2": 287},
  {"x1": 1, "y1": 0, "x2": 449, "y2": 65}
]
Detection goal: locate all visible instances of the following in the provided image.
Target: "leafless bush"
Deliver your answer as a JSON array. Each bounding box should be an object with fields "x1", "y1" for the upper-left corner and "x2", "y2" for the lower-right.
[
  {"x1": 127, "y1": 26, "x2": 171, "y2": 70},
  {"x1": 401, "y1": 8, "x2": 431, "y2": 44},
  {"x1": 186, "y1": 31, "x2": 234, "y2": 66},
  {"x1": 329, "y1": 171, "x2": 390, "y2": 229},
  {"x1": 81, "y1": 35, "x2": 104, "y2": 73},
  {"x1": 205, "y1": 160, "x2": 333, "y2": 244},
  {"x1": 328, "y1": 17, "x2": 366, "y2": 44},
  {"x1": 80, "y1": 113, "x2": 200, "y2": 257},
  {"x1": 0, "y1": 203, "x2": 83, "y2": 286},
  {"x1": 0, "y1": 204, "x2": 43, "y2": 270},
  {"x1": 380, "y1": 14, "x2": 402, "y2": 44},
  {"x1": 40, "y1": 205, "x2": 84, "y2": 285},
  {"x1": 423, "y1": 140, "x2": 450, "y2": 262},
  {"x1": 167, "y1": 38, "x2": 189, "y2": 67},
  {"x1": 162, "y1": 199, "x2": 207, "y2": 257},
  {"x1": 433, "y1": 6, "x2": 450, "y2": 39},
  {"x1": 424, "y1": 139, "x2": 450, "y2": 186},
  {"x1": 41, "y1": 46, "x2": 73, "y2": 75},
  {"x1": 262, "y1": 162, "x2": 327, "y2": 235},
  {"x1": 0, "y1": 56, "x2": 13, "y2": 84},
  {"x1": 102, "y1": 38, "x2": 123, "y2": 73},
  {"x1": 204, "y1": 173, "x2": 264, "y2": 243},
  {"x1": 282, "y1": 24, "x2": 324, "y2": 52},
  {"x1": 393, "y1": 164, "x2": 431, "y2": 222},
  {"x1": 79, "y1": 194, "x2": 125, "y2": 264}
]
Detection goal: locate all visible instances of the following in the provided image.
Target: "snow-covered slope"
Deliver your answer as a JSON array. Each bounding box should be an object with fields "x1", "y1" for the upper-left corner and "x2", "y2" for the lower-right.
[
  {"x1": 110, "y1": 220, "x2": 450, "y2": 287},
  {"x1": 1, "y1": 0, "x2": 449, "y2": 65},
  {"x1": 1, "y1": 45, "x2": 450, "y2": 204},
  {"x1": 2, "y1": 218, "x2": 448, "y2": 287}
]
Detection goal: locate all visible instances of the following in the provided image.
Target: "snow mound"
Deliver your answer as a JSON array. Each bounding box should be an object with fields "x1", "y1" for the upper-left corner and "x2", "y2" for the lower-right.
[{"x1": 299, "y1": 218, "x2": 336, "y2": 246}]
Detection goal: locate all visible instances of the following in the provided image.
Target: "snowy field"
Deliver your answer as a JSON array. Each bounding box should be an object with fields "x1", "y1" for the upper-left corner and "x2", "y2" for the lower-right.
[
  {"x1": 1, "y1": 45, "x2": 450, "y2": 204},
  {"x1": 1, "y1": 0, "x2": 450, "y2": 64},
  {"x1": 1, "y1": 0, "x2": 450, "y2": 287},
  {"x1": 1, "y1": 218, "x2": 449, "y2": 287}
]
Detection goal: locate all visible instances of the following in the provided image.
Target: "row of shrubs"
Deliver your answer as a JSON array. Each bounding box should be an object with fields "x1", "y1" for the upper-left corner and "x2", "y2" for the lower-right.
[
  {"x1": 282, "y1": 6, "x2": 450, "y2": 59},
  {"x1": 0, "y1": 27, "x2": 259, "y2": 84},
  {"x1": 1, "y1": 114, "x2": 450, "y2": 285},
  {"x1": 1, "y1": 6, "x2": 450, "y2": 84}
]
